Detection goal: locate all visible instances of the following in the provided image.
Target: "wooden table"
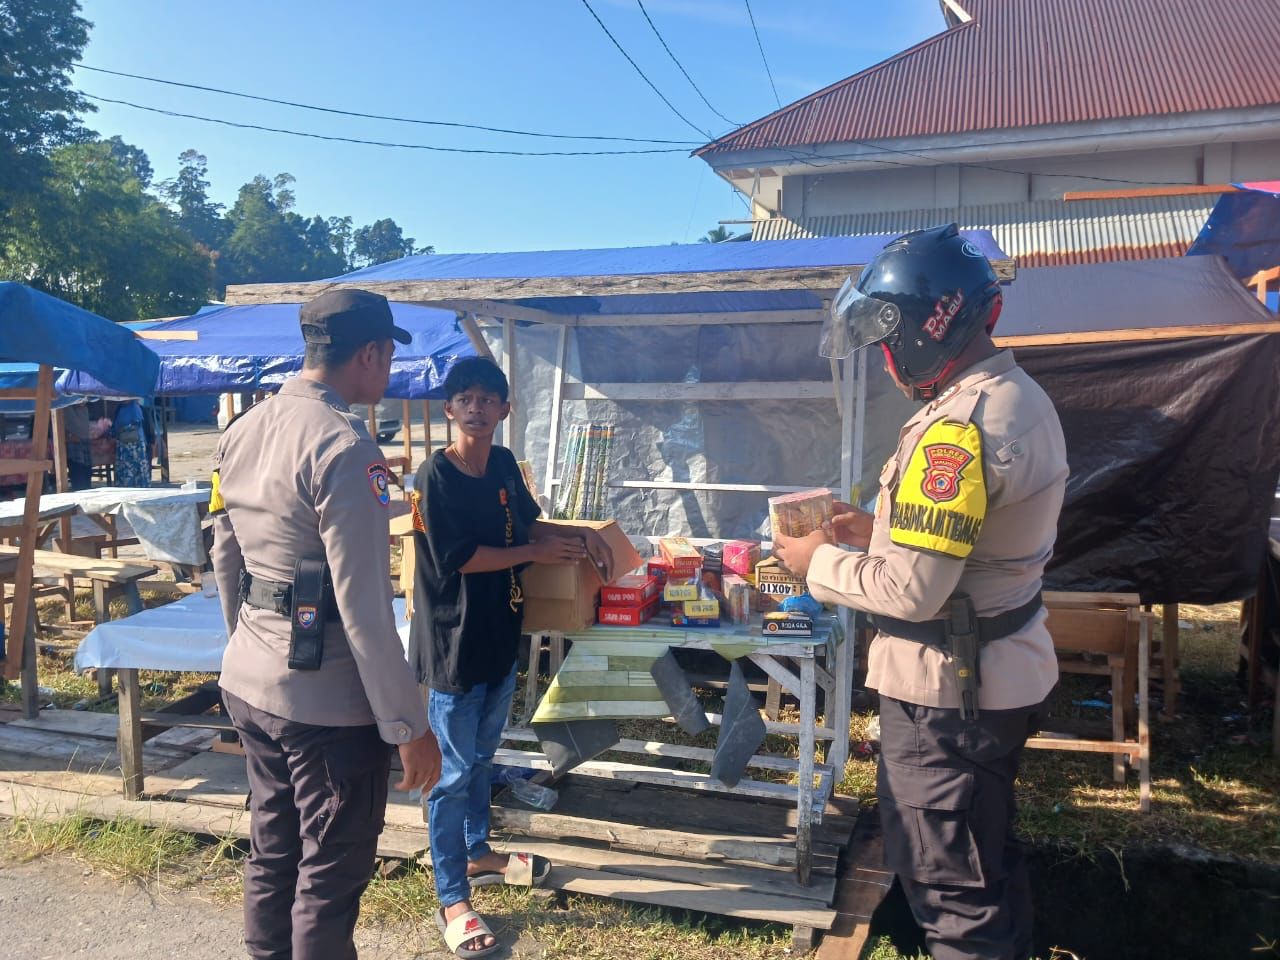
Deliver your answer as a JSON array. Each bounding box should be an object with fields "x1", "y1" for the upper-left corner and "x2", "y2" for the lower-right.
[{"x1": 503, "y1": 619, "x2": 851, "y2": 883}]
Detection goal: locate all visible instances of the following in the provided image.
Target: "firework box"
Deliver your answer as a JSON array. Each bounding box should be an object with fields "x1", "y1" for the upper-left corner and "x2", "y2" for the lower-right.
[
  {"x1": 663, "y1": 576, "x2": 701, "y2": 602},
  {"x1": 671, "y1": 609, "x2": 721, "y2": 628},
  {"x1": 522, "y1": 520, "x2": 643, "y2": 633},
  {"x1": 762, "y1": 611, "x2": 814, "y2": 637},
  {"x1": 722, "y1": 540, "x2": 761, "y2": 577},
  {"x1": 722, "y1": 574, "x2": 753, "y2": 624},
  {"x1": 755, "y1": 556, "x2": 807, "y2": 600},
  {"x1": 600, "y1": 575, "x2": 661, "y2": 607},
  {"x1": 767, "y1": 489, "x2": 834, "y2": 538},
  {"x1": 647, "y1": 556, "x2": 673, "y2": 585},
  {"x1": 659, "y1": 537, "x2": 702, "y2": 577},
  {"x1": 598, "y1": 596, "x2": 660, "y2": 626},
  {"x1": 683, "y1": 586, "x2": 721, "y2": 619}
]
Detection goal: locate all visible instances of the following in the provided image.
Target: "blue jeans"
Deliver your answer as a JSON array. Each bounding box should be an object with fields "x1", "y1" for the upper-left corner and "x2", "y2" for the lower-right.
[{"x1": 426, "y1": 665, "x2": 518, "y2": 907}]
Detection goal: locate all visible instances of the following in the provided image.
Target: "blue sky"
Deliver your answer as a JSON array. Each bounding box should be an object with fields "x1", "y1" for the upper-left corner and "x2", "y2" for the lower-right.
[{"x1": 73, "y1": 1, "x2": 943, "y2": 254}]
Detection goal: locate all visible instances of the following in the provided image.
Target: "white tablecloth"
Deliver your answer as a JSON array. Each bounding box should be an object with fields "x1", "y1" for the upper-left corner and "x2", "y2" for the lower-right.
[
  {"x1": 74, "y1": 591, "x2": 411, "y2": 673},
  {"x1": 0, "y1": 487, "x2": 210, "y2": 566}
]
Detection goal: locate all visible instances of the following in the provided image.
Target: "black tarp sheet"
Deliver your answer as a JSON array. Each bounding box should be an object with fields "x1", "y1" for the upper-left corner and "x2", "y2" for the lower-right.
[{"x1": 1000, "y1": 257, "x2": 1280, "y2": 603}]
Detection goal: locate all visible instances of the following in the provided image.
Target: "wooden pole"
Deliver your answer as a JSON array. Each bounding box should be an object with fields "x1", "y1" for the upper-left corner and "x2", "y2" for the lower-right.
[
  {"x1": 50, "y1": 406, "x2": 75, "y2": 618},
  {"x1": 368, "y1": 407, "x2": 378, "y2": 444},
  {"x1": 401, "y1": 399, "x2": 412, "y2": 470},
  {"x1": 422, "y1": 400, "x2": 432, "y2": 457},
  {"x1": 223, "y1": 393, "x2": 235, "y2": 428},
  {"x1": 4, "y1": 365, "x2": 53, "y2": 686}
]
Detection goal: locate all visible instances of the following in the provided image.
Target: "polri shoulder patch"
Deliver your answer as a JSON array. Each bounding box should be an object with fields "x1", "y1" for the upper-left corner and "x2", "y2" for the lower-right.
[
  {"x1": 890, "y1": 419, "x2": 987, "y2": 559},
  {"x1": 367, "y1": 462, "x2": 390, "y2": 506},
  {"x1": 409, "y1": 489, "x2": 426, "y2": 533}
]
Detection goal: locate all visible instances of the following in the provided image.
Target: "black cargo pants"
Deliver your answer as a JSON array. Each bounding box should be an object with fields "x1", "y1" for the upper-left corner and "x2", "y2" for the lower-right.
[
  {"x1": 877, "y1": 694, "x2": 1043, "y2": 960},
  {"x1": 224, "y1": 692, "x2": 392, "y2": 960}
]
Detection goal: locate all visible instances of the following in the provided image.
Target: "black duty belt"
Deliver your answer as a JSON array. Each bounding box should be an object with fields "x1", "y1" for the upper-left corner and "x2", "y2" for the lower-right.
[
  {"x1": 869, "y1": 590, "x2": 1043, "y2": 652},
  {"x1": 240, "y1": 571, "x2": 339, "y2": 620}
]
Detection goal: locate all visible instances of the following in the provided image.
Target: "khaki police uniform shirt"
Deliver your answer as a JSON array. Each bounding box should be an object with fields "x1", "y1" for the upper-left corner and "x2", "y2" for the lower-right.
[
  {"x1": 211, "y1": 377, "x2": 429, "y2": 744},
  {"x1": 807, "y1": 350, "x2": 1068, "y2": 710}
]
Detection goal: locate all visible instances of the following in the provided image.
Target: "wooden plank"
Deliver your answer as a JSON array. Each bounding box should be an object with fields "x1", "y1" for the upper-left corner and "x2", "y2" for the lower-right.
[
  {"x1": 0, "y1": 545, "x2": 158, "y2": 582},
  {"x1": 570, "y1": 309, "x2": 826, "y2": 328},
  {"x1": 11, "y1": 710, "x2": 213, "y2": 752},
  {"x1": 4, "y1": 365, "x2": 53, "y2": 684},
  {"x1": 995, "y1": 320, "x2": 1280, "y2": 349},
  {"x1": 223, "y1": 260, "x2": 1015, "y2": 306},
  {"x1": 1161, "y1": 603, "x2": 1180, "y2": 719},
  {"x1": 400, "y1": 399, "x2": 413, "y2": 470},
  {"x1": 610, "y1": 480, "x2": 835, "y2": 494},
  {"x1": 0, "y1": 458, "x2": 51, "y2": 475},
  {"x1": 117, "y1": 667, "x2": 145, "y2": 800},
  {"x1": 1044, "y1": 590, "x2": 1142, "y2": 609},
  {"x1": 493, "y1": 747, "x2": 827, "y2": 809},
  {"x1": 542, "y1": 863, "x2": 837, "y2": 930},
  {"x1": 1063, "y1": 184, "x2": 1238, "y2": 201},
  {"x1": 136, "y1": 330, "x2": 199, "y2": 341},
  {"x1": 562, "y1": 380, "x2": 835, "y2": 402},
  {"x1": 491, "y1": 835, "x2": 838, "y2": 906},
  {"x1": 0, "y1": 723, "x2": 189, "y2": 770},
  {"x1": 748, "y1": 651, "x2": 802, "y2": 698},
  {"x1": 0, "y1": 388, "x2": 39, "y2": 399},
  {"x1": 1025, "y1": 736, "x2": 1139, "y2": 754},
  {"x1": 543, "y1": 325, "x2": 568, "y2": 507}
]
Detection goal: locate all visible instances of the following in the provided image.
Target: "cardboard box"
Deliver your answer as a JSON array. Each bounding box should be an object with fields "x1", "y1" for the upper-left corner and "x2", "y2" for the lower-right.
[
  {"x1": 723, "y1": 574, "x2": 753, "y2": 624},
  {"x1": 663, "y1": 577, "x2": 701, "y2": 602},
  {"x1": 600, "y1": 574, "x2": 661, "y2": 607},
  {"x1": 659, "y1": 537, "x2": 702, "y2": 577},
  {"x1": 521, "y1": 520, "x2": 644, "y2": 633},
  {"x1": 598, "y1": 596, "x2": 659, "y2": 626},
  {"x1": 647, "y1": 556, "x2": 673, "y2": 585},
  {"x1": 763, "y1": 611, "x2": 814, "y2": 637},
  {"x1": 756, "y1": 556, "x2": 807, "y2": 600},
  {"x1": 683, "y1": 588, "x2": 721, "y2": 619},
  {"x1": 723, "y1": 540, "x2": 761, "y2": 577},
  {"x1": 671, "y1": 610, "x2": 721, "y2": 628},
  {"x1": 768, "y1": 489, "x2": 834, "y2": 538}
]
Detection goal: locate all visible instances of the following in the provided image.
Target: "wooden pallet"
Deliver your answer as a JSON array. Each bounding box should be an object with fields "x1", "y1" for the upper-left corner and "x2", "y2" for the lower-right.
[{"x1": 489, "y1": 774, "x2": 856, "y2": 940}]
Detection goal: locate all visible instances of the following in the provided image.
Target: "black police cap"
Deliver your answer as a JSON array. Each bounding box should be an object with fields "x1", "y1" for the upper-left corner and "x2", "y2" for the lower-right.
[{"x1": 299, "y1": 289, "x2": 411, "y2": 346}]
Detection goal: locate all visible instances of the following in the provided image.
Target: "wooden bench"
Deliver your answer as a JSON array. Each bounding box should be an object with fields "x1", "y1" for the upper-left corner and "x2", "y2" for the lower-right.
[
  {"x1": 1031, "y1": 591, "x2": 1152, "y2": 812},
  {"x1": 0, "y1": 545, "x2": 159, "y2": 710}
]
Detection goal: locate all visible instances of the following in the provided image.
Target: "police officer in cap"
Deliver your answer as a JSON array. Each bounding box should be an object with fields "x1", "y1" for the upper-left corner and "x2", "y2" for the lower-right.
[
  {"x1": 211, "y1": 288, "x2": 442, "y2": 960},
  {"x1": 775, "y1": 225, "x2": 1067, "y2": 960}
]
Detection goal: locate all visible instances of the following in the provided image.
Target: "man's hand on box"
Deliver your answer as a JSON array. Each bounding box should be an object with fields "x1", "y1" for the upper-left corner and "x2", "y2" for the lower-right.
[
  {"x1": 584, "y1": 529, "x2": 617, "y2": 583},
  {"x1": 772, "y1": 528, "x2": 832, "y2": 580},
  {"x1": 827, "y1": 502, "x2": 874, "y2": 549},
  {"x1": 530, "y1": 536, "x2": 588, "y2": 565}
]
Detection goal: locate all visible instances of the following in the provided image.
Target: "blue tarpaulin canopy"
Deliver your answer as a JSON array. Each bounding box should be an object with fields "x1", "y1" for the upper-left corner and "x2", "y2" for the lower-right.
[
  {"x1": 1186, "y1": 181, "x2": 1280, "y2": 280},
  {"x1": 0, "y1": 283, "x2": 160, "y2": 398},
  {"x1": 326, "y1": 234, "x2": 1010, "y2": 316},
  {"x1": 59, "y1": 301, "x2": 476, "y2": 400}
]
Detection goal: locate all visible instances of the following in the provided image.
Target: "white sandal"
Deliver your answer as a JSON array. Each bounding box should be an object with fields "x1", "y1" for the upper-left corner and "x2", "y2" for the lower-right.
[
  {"x1": 435, "y1": 907, "x2": 499, "y2": 959},
  {"x1": 469, "y1": 852, "x2": 552, "y2": 888}
]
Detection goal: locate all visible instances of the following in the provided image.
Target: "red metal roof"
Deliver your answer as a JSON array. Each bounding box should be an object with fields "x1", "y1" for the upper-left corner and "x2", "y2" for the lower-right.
[{"x1": 698, "y1": 0, "x2": 1280, "y2": 156}]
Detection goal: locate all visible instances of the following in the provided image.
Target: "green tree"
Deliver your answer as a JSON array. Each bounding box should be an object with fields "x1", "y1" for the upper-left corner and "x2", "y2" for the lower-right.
[
  {"x1": 0, "y1": 140, "x2": 212, "y2": 320},
  {"x1": 219, "y1": 174, "x2": 311, "y2": 288},
  {"x1": 699, "y1": 225, "x2": 739, "y2": 243},
  {"x1": 159, "y1": 149, "x2": 227, "y2": 251},
  {"x1": 352, "y1": 217, "x2": 431, "y2": 267},
  {"x1": 0, "y1": 0, "x2": 92, "y2": 208}
]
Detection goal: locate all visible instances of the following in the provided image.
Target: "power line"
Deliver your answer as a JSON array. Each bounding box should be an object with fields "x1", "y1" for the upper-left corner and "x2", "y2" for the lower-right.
[
  {"x1": 743, "y1": 0, "x2": 781, "y2": 110},
  {"x1": 76, "y1": 63, "x2": 701, "y2": 146},
  {"x1": 635, "y1": 0, "x2": 740, "y2": 127},
  {"x1": 578, "y1": 0, "x2": 712, "y2": 140},
  {"x1": 80, "y1": 92, "x2": 693, "y2": 156}
]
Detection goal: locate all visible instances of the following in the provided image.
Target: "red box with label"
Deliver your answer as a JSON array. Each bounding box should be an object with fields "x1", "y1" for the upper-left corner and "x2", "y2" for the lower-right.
[
  {"x1": 598, "y1": 597, "x2": 660, "y2": 626},
  {"x1": 600, "y1": 575, "x2": 661, "y2": 607},
  {"x1": 647, "y1": 556, "x2": 673, "y2": 584}
]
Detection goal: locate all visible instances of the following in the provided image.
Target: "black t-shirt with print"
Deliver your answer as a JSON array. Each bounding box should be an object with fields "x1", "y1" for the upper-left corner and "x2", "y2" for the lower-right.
[{"x1": 408, "y1": 446, "x2": 540, "y2": 693}]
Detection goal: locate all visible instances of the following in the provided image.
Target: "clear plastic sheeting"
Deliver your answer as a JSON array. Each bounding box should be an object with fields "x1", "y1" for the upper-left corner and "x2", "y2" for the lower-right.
[{"x1": 510, "y1": 321, "x2": 869, "y2": 540}]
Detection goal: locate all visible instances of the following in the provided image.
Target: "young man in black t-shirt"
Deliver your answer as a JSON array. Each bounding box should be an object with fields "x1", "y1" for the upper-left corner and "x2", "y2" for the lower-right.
[{"x1": 408, "y1": 357, "x2": 616, "y2": 958}]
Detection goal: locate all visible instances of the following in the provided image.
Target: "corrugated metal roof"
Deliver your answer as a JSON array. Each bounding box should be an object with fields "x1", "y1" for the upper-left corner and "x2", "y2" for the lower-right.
[
  {"x1": 749, "y1": 196, "x2": 1216, "y2": 268},
  {"x1": 699, "y1": 0, "x2": 1280, "y2": 156}
]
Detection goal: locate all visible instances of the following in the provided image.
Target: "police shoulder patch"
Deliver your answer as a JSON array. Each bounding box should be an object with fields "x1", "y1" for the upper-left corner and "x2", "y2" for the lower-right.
[
  {"x1": 367, "y1": 462, "x2": 390, "y2": 506},
  {"x1": 890, "y1": 418, "x2": 987, "y2": 559}
]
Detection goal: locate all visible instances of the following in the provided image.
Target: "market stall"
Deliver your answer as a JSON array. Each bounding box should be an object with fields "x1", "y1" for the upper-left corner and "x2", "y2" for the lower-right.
[{"x1": 0, "y1": 282, "x2": 159, "y2": 717}]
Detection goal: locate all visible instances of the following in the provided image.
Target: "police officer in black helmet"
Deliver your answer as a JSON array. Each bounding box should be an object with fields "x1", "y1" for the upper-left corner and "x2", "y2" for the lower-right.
[{"x1": 775, "y1": 225, "x2": 1068, "y2": 960}]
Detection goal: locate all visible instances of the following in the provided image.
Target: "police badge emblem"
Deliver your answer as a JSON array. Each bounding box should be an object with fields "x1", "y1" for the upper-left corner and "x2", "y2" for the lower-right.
[
  {"x1": 296, "y1": 604, "x2": 318, "y2": 628},
  {"x1": 920, "y1": 443, "x2": 974, "y2": 504},
  {"x1": 367, "y1": 463, "x2": 390, "y2": 506}
]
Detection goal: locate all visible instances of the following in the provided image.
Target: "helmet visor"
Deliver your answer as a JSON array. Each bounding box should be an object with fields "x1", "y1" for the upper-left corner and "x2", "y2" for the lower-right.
[{"x1": 819, "y1": 276, "x2": 903, "y2": 359}]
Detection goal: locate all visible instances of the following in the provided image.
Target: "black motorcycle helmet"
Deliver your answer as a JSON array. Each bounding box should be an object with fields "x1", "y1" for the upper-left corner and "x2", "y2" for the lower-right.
[{"x1": 820, "y1": 223, "x2": 1003, "y2": 401}]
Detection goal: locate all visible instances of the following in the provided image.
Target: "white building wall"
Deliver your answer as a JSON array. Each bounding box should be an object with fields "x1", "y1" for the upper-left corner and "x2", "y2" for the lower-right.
[{"x1": 781, "y1": 140, "x2": 1280, "y2": 219}]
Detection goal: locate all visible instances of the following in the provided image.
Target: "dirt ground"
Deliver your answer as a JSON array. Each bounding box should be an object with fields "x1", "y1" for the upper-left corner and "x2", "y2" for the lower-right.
[
  {"x1": 0, "y1": 839, "x2": 452, "y2": 960},
  {"x1": 163, "y1": 421, "x2": 435, "y2": 486}
]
